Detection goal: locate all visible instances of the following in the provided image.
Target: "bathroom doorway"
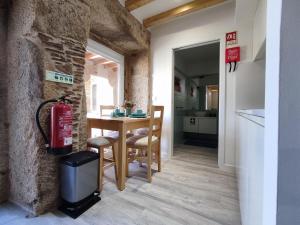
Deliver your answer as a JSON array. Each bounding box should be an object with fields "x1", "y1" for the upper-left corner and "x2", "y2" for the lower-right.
[{"x1": 173, "y1": 42, "x2": 220, "y2": 150}]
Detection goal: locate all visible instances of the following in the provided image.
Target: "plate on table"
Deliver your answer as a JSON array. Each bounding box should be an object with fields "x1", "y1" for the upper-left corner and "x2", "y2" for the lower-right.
[
  {"x1": 116, "y1": 112, "x2": 125, "y2": 117},
  {"x1": 131, "y1": 112, "x2": 146, "y2": 116},
  {"x1": 129, "y1": 114, "x2": 147, "y2": 118}
]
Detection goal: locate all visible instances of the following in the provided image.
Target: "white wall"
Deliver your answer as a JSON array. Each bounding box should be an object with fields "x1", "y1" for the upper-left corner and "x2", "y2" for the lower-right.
[
  {"x1": 236, "y1": 59, "x2": 265, "y2": 109},
  {"x1": 235, "y1": 0, "x2": 259, "y2": 26},
  {"x1": 263, "y1": 0, "x2": 280, "y2": 224},
  {"x1": 151, "y1": 2, "x2": 255, "y2": 168},
  {"x1": 253, "y1": 0, "x2": 267, "y2": 60}
]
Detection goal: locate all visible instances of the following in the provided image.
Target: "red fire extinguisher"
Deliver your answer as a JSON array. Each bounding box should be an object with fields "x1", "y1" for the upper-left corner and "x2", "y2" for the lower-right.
[{"x1": 36, "y1": 96, "x2": 73, "y2": 155}]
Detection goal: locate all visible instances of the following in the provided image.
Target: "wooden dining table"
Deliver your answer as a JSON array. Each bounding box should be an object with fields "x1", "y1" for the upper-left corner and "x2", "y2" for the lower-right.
[{"x1": 87, "y1": 116, "x2": 151, "y2": 191}]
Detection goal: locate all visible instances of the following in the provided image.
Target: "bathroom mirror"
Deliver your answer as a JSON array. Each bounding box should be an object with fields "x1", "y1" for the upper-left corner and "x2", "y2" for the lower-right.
[{"x1": 205, "y1": 85, "x2": 219, "y2": 110}]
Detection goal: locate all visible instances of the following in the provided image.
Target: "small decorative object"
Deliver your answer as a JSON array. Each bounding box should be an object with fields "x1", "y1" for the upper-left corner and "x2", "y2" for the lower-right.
[{"x1": 123, "y1": 100, "x2": 135, "y2": 116}]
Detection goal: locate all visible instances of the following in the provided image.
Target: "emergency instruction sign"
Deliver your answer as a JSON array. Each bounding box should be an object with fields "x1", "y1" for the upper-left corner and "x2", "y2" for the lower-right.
[
  {"x1": 46, "y1": 70, "x2": 74, "y2": 85},
  {"x1": 225, "y1": 47, "x2": 241, "y2": 63},
  {"x1": 226, "y1": 31, "x2": 237, "y2": 46}
]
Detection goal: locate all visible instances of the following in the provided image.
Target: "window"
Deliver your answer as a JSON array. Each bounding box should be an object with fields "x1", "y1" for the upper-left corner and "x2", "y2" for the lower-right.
[
  {"x1": 85, "y1": 39, "x2": 125, "y2": 118},
  {"x1": 92, "y1": 84, "x2": 97, "y2": 112}
]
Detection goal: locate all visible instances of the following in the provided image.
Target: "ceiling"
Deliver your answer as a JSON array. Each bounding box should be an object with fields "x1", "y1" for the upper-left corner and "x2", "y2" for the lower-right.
[
  {"x1": 119, "y1": 0, "x2": 194, "y2": 23},
  {"x1": 85, "y1": 51, "x2": 118, "y2": 71},
  {"x1": 175, "y1": 42, "x2": 220, "y2": 63},
  {"x1": 235, "y1": 0, "x2": 259, "y2": 26},
  {"x1": 133, "y1": 0, "x2": 193, "y2": 23}
]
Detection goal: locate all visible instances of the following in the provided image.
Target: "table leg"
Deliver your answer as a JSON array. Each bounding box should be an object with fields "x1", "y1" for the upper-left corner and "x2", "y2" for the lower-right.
[{"x1": 117, "y1": 123, "x2": 126, "y2": 191}]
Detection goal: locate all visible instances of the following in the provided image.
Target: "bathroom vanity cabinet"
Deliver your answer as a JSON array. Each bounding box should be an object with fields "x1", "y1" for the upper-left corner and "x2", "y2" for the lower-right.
[{"x1": 183, "y1": 116, "x2": 217, "y2": 134}]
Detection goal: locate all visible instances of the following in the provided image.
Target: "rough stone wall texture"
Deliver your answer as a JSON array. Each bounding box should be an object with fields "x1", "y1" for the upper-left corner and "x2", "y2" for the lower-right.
[
  {"x1": 5, "y1": 0, "x2": 150, "y2": 215},
  {"x1": 90, "y1": 0, "x2": 150, "y2": 54},
  {"x1": 7, "y1": 0, "x2": 90, "y2": 214},
  {"x1": 89, "y1": 0, "x2": 151, "y2": 112},
  {"x1": 125, "y1": 51, "x2": 151, "y2": 112},
  {"x1": 35, "y1": 32, "x2": 89, "y2": 213},
  {"x1": 0, "y1": 0, "x2": 8, "y2": 203}
]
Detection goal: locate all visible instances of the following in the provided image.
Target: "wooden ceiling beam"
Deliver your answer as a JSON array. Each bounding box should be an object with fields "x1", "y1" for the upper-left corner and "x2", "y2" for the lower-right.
[
  {"x1": 143, "y1": 0, "x2": 226, "y2": 28},
  {"x1": 104, "y1": 62, "x2": 118, "y2": 69},
  {"x1": 94, "y1": 58, "x2": 110, "y2": 65},
  {"x1": 125, "y1": 0, "x2": 154, "y2": 11},
  {"x1": 85, "y1": 52, "x2": 105, "y2": 61}
]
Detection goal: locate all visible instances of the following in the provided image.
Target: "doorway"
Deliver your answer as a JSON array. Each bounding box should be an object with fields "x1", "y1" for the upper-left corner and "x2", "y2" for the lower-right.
[
  {"x1": 84, "y1": 39, "x2": 124, "y2": 118},
  {"x1": 173, "y1": 42, "x2": 220, "y2": 154}
]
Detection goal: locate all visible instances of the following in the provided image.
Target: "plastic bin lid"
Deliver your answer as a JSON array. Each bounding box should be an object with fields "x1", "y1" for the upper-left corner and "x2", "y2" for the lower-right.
[{"x1": 61, "y1": 151, "x2": 99, "y2": 167}]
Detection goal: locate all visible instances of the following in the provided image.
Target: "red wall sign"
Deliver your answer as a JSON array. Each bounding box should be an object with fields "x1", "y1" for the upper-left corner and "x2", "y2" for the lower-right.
[
  {"x1": 225, "y1": 47, "x2": 240, "y2": 63},
  {"x1": 226, "y1": 31, "x2": 237, "y2": 45}
]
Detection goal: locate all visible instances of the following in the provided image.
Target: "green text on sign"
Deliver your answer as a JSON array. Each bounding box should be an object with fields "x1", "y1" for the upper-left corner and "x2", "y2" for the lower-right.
[{"x1": 45, "y1": 70, "x2": 74, "y2": 85}]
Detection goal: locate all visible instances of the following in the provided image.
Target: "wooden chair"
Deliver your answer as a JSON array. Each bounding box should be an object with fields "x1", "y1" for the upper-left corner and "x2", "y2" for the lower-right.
[
  {"x1": 100, "y1": 105, "x2": 134, "y2": 140},
  {"x1": 100, "y1": 105, "x2": 115, "y2": 116},
  {"x1": 87, "y1": 105, "x2": 134, "y2": 191},
  {"x1": 100, "y1": 105, "x2": 115, "y2": 136},
  {"x1": 87, "y1": 121, "x2": 119, "y2": 192},
  {"x1": 126, "y1": 105, "x2": 164, "y2": 182},
  {"x1": 99, "y1": 105, "x2": 119, "y2": 173}
]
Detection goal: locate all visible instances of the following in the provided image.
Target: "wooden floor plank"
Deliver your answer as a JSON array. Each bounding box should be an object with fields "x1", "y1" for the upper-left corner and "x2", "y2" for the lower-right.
[{"x1": 1, "y1": 145, "x2": 241, "y2": 225}]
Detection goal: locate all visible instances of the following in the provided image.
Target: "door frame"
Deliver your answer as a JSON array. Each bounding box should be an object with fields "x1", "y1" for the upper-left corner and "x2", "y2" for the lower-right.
[
  {"x1": 171, "y1": 39, "x2": 226, "y2": 169},
  {"x1": 86, "y1": 39, "x2": 125, "y2": 106}
]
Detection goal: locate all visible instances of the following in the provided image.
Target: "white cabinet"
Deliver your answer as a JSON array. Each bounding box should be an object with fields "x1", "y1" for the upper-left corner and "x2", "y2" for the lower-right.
[
  {"x1": 198, "y1": 117, "x2": 217, "y2": 134},
  {"x1": 183, "y1": 117, "x2": 217, "y2": 134},
  {"x1": 183, "y1": 117, "x2": 198, "y2": 133},
  {"x1": 236, "y1": 113, "x2": 264, "y2": 225}
]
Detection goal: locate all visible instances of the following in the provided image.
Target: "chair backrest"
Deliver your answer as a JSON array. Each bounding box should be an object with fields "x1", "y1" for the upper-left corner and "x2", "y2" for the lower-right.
[
  {"x1": 147, "y1": 105, "x2": 164, "y2": 146},
  {"x1": 100, "y1": 105, "x2": 115, "y2": 136},
  {"x1": 100, "y1": 105, "x2": 115, "y2": 116}
]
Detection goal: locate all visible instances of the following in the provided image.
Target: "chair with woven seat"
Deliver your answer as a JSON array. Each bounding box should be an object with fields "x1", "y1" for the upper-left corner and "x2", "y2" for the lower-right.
[
  {"x1": 87, "y1": 105, "x2": 118, "y2": 192},
  {"x1": 87, "y1": 105, "x2": 134, "y2": 191},
  {"x1": 87, "y1": 130, "x2": 118, "y2": 192},
  {"x1": 126, "y1": 105, "x2": 164, "y2": 182},
  {"x1": 100, "y1": 105, "x2": 118, "y2": 137}
]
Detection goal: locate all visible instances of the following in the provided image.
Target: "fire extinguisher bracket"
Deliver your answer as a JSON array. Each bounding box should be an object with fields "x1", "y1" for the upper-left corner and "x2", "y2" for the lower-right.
[{"x1": 36, "y1": 96, "x2": 73, "y2": 156}]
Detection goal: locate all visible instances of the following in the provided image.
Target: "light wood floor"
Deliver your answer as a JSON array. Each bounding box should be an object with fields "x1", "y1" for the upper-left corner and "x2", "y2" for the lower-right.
[{"x1": 0, "y1": 145, "x2": 241, "y2": 225}]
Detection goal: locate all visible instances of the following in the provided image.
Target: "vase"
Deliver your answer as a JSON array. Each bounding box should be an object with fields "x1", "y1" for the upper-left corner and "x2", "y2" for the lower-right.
[{"x1": 126, "y1": 108, "x2": 132, "y2": 116}]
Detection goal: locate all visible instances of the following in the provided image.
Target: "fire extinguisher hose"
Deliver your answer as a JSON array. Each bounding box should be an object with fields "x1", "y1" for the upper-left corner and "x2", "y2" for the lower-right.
[{"x1": 36, "y1": 98, "x2": 58, "y2": 148}]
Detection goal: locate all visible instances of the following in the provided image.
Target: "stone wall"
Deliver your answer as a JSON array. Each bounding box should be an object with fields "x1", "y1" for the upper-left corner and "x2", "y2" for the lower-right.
[
  {"x1": 4, "y1": 0, "x2": 151, "y2": 215},
  {"x1": 90, "y1": 0, "x2": 150, "y2": 53},
  {"x1": 125, "y1": 51, "x2": 152, "y2": 112},
  {"x1": 7, "y1": 0, "x2": 90, "y2": 214},
  {"x1": 0, "y1": 0, "x2": 8, "y2": 203}
]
